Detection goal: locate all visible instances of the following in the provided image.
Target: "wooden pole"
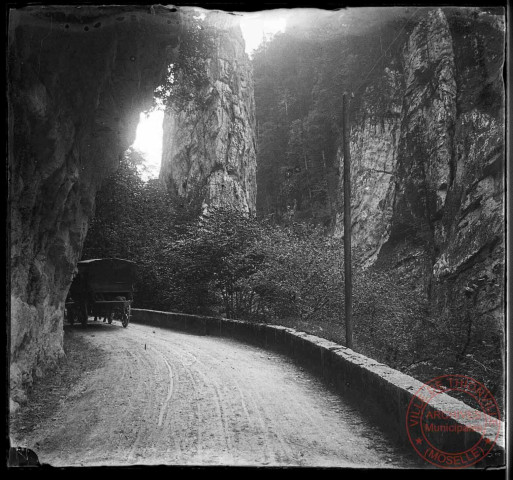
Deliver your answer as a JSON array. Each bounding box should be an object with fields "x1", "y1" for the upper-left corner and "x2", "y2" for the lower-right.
[{"x1": 342, "y1": 93, "x2": 353, "y2": 349}]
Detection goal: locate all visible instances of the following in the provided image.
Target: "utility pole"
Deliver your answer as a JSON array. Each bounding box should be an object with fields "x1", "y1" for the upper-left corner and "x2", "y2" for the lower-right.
[{"x1": 342, "y1": 93, "x2": 353, "y2": 349}]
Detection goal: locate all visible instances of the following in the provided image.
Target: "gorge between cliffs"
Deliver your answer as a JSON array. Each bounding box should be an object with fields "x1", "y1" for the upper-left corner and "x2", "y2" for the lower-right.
[{"x1": 8, "y1": 4, "x2": 505, "y2": 430}]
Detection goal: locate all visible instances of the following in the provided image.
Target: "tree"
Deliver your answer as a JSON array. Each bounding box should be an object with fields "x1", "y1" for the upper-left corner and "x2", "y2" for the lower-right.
[
  {"x1": 153, "y1": 13, "x2": 215, "y2": 112},
  {"x1": 83, "y1": 148, "x2": 146, "y2": 260}
]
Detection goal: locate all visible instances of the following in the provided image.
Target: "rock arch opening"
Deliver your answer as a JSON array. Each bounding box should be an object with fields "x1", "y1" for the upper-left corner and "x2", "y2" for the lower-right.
[
  {"x1": 7, "y1": 5, "x2": 243, "y2": 409},
  {"x1": 8, "y1": 5, "x2": 258, "y2": 409}
]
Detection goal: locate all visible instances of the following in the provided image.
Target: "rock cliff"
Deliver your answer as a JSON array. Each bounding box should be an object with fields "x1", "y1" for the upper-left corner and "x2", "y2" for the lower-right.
[
  {"x1": 160, "y1": 11, "x2": 257, "y2": 213},
  {"x1": 335, "y1": 7, "x2": 505, "y2": 367},
  {"x1": 8, "y1": 5, "x2": 181, "y2": 409}
]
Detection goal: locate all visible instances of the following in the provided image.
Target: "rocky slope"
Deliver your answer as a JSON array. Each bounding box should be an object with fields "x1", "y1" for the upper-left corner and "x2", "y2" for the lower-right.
[
  {"x1": 160, "y1": 12, "x2": 257, "y2": 214},
  {"x1": 8, "y1": 5, "x2": 181, "y2": 409},
  {"x1": 335, "y1": 8, "x2": 505, "y2": 373}
]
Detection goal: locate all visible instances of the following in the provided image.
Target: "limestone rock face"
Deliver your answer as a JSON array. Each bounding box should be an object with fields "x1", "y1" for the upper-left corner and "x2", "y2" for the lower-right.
[
  {"x1": 160, "y1": 12, "x2": 257, "y2": 214},
  {"x1": 336, "y1": 8, "x2": 505, "y2": 327},
  {"x1": 8, "y1": 5, "x2": 180, "y2": 407},
  {"x1": 334, "y1": 64, "x2": 403, "y2": 268}
]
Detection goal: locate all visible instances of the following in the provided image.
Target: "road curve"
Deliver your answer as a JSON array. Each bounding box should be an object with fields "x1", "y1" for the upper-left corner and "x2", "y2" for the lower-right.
[{"x1": 14, "y1": 322, "x2": 416, "y2": 467}]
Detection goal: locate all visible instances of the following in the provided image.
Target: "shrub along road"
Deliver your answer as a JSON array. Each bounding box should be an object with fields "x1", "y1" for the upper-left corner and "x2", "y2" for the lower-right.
[{"x1": 10, "y1": 321, "x2": 419, "y2": 467}]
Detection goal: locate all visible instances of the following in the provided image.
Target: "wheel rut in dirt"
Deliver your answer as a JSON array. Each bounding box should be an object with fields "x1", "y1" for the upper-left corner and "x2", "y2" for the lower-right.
[{"x1": 10, "y1": 322, "x2": 418, "y2": 467}]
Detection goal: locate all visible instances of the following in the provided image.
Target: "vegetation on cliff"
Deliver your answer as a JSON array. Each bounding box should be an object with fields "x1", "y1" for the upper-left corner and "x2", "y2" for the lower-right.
[
  {"x1": 153, "y1": 13, "x2": 215, "y2": 111},
  {"x1": 253, "y1": 8, "x2": 417, "y2": 227}
]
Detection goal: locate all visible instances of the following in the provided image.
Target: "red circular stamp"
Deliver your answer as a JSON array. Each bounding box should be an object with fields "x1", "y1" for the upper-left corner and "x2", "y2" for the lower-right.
[{"x1": 406, "y1": 374, "x2": 501, "y2": 469}]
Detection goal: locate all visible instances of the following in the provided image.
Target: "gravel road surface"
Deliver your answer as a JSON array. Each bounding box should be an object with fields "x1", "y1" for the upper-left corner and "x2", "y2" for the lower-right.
[{"x1": 11, "y1": 321, "x2": 417, "y2": 467}]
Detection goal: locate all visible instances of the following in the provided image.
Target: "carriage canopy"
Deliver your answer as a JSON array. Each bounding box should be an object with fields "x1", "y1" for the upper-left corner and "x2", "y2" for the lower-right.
[{"x1": 77, "y1": 258, "x2": 137, "y2": 293}]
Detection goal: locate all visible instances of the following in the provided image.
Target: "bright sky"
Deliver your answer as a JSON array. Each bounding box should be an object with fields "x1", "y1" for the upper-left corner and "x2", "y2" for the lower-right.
[
  {"x1": 239, "y1": 10, "x2": 288, "y2": 56},
  {"x1": 130, "y1": 110, "x2": 164, "y2": 181},
  {"x1": 131, "y1": 11, "x2": 288, "y2": 180}
]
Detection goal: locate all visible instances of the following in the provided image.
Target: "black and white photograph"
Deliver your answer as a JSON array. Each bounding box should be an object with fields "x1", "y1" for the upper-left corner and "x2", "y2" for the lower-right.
[{"x1": 7, "y1": 2, "x2": 508, "y2": 470}]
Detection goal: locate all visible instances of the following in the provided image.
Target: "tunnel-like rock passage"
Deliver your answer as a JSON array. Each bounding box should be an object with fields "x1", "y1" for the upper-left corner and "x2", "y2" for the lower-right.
[{"x1": 8, "y1": 5, "x2": 184, "y2": 409}]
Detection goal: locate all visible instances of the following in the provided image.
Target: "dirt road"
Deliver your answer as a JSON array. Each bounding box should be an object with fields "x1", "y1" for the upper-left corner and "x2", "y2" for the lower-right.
[{"x1": 11, "y1": 321, "x2": 417, "y2": 467}]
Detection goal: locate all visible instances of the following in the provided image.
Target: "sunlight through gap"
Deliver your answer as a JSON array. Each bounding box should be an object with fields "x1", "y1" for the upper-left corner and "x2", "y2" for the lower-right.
[
  {"x1": 130, "y1": 109, "x2": 164, "y2": 181},
  {"x1": 239, "y1": 11, "x2": 288, "y2": 56}
]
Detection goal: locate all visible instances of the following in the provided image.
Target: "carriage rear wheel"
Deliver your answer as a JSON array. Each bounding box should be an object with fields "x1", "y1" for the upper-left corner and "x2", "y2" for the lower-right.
[
  {"x1": 112, "y1": 296, "x2": 129, "y2": 328},
  {"x1": 121, "y1": 304, "x2": 130, "y2": 328}
]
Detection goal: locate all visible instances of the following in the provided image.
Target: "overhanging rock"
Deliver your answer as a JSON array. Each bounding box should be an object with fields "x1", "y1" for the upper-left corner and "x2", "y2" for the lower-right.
[{"x1": 8, "y1": 5, "x2": 181, "y2": 408}]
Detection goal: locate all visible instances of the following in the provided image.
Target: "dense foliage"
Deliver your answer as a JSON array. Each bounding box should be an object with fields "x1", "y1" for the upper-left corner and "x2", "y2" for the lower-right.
[{"x1": 153, "y1": 13, "x2": 215, "y2": 111}]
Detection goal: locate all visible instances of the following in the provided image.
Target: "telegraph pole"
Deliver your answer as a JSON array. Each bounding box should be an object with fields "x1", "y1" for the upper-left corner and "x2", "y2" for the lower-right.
[{"x1": 342, "y1": 93, "x2": 353, "y2": 349}]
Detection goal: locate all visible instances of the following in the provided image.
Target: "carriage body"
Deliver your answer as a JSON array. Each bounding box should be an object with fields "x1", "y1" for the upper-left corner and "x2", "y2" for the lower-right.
[{"x1": 65, "y1": 258, "x2": 136, "y2": 328}]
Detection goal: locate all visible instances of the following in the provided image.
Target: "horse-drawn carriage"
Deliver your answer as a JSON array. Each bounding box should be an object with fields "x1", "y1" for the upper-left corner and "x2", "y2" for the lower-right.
[{"x1": 65, "y1": 258, "x2": 136, "y2": 328}]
